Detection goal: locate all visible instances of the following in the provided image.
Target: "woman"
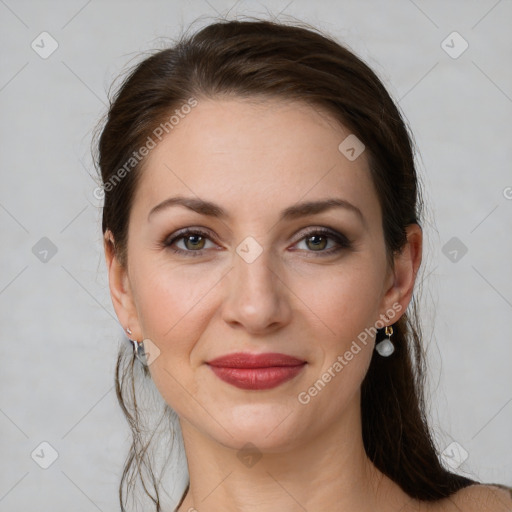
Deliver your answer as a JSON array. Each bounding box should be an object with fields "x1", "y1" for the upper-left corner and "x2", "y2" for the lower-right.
[{"x1": 96, "y1": 18, "x2": 512, "y2": 511}]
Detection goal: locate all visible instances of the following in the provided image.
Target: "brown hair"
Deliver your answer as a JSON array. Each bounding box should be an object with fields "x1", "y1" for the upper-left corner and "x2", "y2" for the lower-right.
[{"x1": 95, "y1": 17, "x2": 475, "y2": 511}]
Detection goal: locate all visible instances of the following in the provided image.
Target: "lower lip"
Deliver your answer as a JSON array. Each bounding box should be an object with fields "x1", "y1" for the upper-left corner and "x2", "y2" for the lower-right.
[{"x1": 208, "y1": 364, "x2": 306, "y2": 390}]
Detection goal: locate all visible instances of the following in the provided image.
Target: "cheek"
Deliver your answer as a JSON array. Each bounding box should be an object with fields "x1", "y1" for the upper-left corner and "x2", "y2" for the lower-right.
[
  {"x1": 133, "y1": 260, "x2": 226, "y2": 343},
  {"x1": 292, "y1": 257, "x2": 384, "y2": 400},
  {"x1": 293, "y1": 257, "x2": 385, "y2": 343},
  {"x1": 131, "y1": 261, "x2": 227, "y2": 407},
  {"x1": 291, "y1": 266, "x2": 381, "y2": 415}
]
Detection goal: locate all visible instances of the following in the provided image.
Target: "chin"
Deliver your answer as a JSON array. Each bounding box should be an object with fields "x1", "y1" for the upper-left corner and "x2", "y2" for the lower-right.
[{"x1": 208, "y1": 401, "x2": 310, "y2": 452}]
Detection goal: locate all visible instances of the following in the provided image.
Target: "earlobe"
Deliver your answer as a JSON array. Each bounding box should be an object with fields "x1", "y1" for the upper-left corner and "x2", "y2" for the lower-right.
[
  {"x1": 382, "y1": 224, "x2": 423, "y2": 319},
  {"x1": 103, "y1": 230, "x2": 141, "y2": 338}
]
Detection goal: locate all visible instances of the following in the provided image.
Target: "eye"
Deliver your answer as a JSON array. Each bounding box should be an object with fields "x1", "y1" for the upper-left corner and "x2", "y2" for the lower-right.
[
  {"x1": 292, "y1": 228, "x2": 351, "y2": 256},
  {"x1": 163, "y1": 228, "x2": 217, "y2": 257}
]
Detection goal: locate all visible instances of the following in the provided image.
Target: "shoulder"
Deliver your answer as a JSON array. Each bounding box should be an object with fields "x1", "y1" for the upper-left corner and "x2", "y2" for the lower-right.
[{"x1": 446, "y1": 484, "x2": 512, "y2": 512}]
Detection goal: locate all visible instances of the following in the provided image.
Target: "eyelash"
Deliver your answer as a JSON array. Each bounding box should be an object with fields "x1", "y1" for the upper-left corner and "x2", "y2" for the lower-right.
[{"x1": 162, "y1": 227, "x2": 352, "y2": 258}]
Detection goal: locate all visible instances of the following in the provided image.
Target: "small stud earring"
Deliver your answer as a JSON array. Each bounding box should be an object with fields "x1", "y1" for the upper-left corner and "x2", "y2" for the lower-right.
[{"x1": 375, "y1": 325, "x2": 395, "y2": 357}]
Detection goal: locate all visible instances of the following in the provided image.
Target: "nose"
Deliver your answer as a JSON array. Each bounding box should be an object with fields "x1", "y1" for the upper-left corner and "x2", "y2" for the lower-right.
[{"x1": 221, "y1": 241, "x2": 292, "y2": 335}]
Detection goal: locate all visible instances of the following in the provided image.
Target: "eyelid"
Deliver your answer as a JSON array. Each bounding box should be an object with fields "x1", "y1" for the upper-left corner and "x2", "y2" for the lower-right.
[
  {"x1": 164, "y1": 226, "x2": 216, "y2": 243},
  {"x1": 291, "y1": 226, "x2": 351, "y2": 245}
]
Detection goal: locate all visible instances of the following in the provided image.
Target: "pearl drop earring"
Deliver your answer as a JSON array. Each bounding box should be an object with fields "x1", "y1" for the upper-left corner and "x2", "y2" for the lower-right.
[{"x1": 375, "y1": 325, "x2": 394, "y2": 357}]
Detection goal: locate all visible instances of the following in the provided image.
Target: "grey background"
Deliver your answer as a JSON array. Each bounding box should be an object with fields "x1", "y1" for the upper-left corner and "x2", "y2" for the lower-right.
[{"x1": 1, "y1": 0, "x2": 511, "y2": 510}]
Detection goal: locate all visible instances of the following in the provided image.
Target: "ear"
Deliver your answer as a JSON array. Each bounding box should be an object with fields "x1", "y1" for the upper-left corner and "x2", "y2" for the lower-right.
[
  {"x1": 380, "y1": 223, "x2": 422, "y2": 321},
  {"x1": 104, "y1": 230, "x2": 142, "y2": 340}
]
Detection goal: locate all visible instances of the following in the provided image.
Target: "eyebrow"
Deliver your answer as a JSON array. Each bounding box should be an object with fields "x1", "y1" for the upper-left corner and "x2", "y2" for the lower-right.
[{"x1": 147, "y1": 196, "x2": 365, "y2": 225}]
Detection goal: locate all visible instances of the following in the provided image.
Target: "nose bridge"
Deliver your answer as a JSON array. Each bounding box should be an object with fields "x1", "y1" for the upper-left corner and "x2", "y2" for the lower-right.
[
  {"x1": 222, "y1": 236, "x2": 289, "y2": 332},
  {"x1": 236, "y1": 238, "x2": 275, "y2": 295}
]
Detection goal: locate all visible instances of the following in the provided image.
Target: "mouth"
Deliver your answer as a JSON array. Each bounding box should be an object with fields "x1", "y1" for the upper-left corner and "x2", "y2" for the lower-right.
[{"x1": 206, "y1": 352, "x2": 307, "y2": 390}]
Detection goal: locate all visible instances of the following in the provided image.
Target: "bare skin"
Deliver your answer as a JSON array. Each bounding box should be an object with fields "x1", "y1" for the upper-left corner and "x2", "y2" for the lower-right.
[{"x1": 104, "y1": 98, "x2": 511, "y2": 512}]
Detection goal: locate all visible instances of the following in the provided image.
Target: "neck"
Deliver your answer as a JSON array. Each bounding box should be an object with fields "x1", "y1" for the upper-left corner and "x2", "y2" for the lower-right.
[{"x1": 175, "y1": 395, "x2": 410, "y2": 512}]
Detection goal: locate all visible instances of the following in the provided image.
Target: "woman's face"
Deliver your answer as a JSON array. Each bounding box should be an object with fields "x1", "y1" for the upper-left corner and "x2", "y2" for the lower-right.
[{"x1": 108, "y1": 97, "x2": 415, "y2": 452}]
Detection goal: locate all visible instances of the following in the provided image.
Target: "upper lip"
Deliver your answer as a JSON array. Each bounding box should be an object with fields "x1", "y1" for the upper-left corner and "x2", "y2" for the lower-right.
[{"x1": 206, "y1": 352, "x2": 306, "y2": 368}]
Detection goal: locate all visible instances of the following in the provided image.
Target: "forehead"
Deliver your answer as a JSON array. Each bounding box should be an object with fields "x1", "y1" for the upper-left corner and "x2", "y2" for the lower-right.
[{"x1": 131, "y1": 97, "x2": 381, "y2": 228}]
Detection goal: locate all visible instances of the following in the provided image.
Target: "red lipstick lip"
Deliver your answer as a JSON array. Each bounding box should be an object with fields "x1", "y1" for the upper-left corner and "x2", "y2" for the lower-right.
[
  {"x1": 206, "y1": 352, "x2": 306, "y2": 368},
  {"x1": 206, "y1": 352, "x2": 307, "y2": 390}
]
